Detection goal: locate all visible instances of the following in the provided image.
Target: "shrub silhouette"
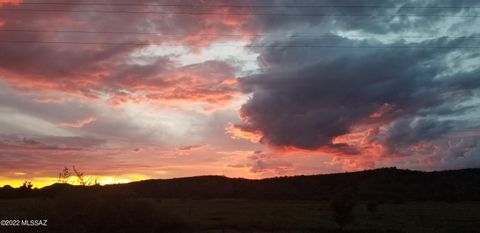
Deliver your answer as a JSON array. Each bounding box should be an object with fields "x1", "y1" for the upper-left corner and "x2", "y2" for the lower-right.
[
  {"x1": 366, "y1": 201, "x2": 378, "y2": 214},
  {"x1": 58, "y1": 166, "x2": 99, "y2": 186},
  {"x1": 16, "y1": 181, "x2": 33, "y2": 198},
  {"x1": 330, "y1": 195, "x2": 356, "y2": 231}
]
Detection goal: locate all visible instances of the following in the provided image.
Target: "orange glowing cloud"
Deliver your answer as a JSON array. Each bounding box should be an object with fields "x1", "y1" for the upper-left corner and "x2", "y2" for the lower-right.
[
  {"x1": 226, "y1": 123, "x2": 263, "y2": 143},
  {"x1": 175, "y1": 6, "x2": 257, "y2": 48},
  {"x1": 104, "y1": 60, "x2": 240, "y2": 109},
  {"x1": 327, "y1": 156, "x2": 376, "y2": 172},
  {"x1": 227, "y1": 122, "x2": 389, "y2": 159},
  {"x1": 2, "y1": 55, "x2": 240, "y2": 110},
  {"x1": 107, "y1": 93, "x2": 147, "y2": 108},
  {"x1": 0, "y1": 0, "x2": 21, "y2": 5},
  {"x1": 273, "y1": 144, "x2": 361, "y2": 157},
  {"x1": 227, "y1": 122, "x2": 367, "y2": 157}
]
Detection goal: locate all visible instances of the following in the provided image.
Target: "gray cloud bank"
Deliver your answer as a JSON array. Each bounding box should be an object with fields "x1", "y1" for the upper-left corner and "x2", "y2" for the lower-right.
[{"x1": 233, "y1": 0, "x2": 480, "y2": 168}]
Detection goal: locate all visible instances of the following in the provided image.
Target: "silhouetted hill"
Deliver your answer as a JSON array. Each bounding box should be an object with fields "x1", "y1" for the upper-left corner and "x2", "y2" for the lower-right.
[{"x1": 2, "y1": 168, "x2": 480, "y2": 202}]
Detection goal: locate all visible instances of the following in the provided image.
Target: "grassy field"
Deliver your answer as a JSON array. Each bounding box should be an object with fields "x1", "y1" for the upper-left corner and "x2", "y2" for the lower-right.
[
  {"x1": 160, "y1": 199, "x2": 480, "y2": 233},
  {"x1": 1, "y1": 198, "x2": 479, "y2": 233}
]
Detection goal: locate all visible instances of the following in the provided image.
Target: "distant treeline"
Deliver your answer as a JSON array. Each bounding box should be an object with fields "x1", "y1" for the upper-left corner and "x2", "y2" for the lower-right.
[{"x1": 1, "y1": 168, "x2": 480, "y2": 202}]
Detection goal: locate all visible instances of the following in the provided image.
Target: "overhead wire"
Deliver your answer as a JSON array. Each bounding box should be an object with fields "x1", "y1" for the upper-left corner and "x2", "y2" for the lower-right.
[
  {"x1": 0, "y1": 8, "x2": 478, "y2": 18},
  {"x1": 0, "y1": 1, "x2": 479, "y2": 48},
  {"x1": 0, "y1": 40, "x2": 478, "y2": 49},
  {"x1": 0, "y1": 2, "x2": 478, "y2": 9},
  {"x1": 2, "y1": 28, "x2": 480, "y2": 40}
]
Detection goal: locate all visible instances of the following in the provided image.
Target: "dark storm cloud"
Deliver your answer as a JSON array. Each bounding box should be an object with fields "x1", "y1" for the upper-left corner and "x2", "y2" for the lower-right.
[
  {"x1": 243, "y1": 0, "x2": 480, "y2": 34},
  {"x1": 228, "y1": 0, "x2": 480, "y2": 158},
  {"x1": 380, "y1": 117, "x2": 453, "y2": 155},
  {"x1": 235, "y1": 36, "x2": 480, "y2": 153}
]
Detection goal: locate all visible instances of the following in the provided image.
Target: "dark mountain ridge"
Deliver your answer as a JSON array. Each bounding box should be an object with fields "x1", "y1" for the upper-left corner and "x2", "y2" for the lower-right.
[{"x1": 2, "y1": 167, "x2": 480, "y2": 202}]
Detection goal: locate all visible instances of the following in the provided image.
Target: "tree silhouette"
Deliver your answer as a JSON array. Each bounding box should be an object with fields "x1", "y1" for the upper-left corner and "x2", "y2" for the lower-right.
[
  {"x1": 17, "y1": 181, "x2": 33, "y2": 197},
  {"x1": 20, "y1": 181, "x2": 33, "y2": 190},
  {"x1": 330, "y1": 195, "x2": 356, "y2": 231},
  {"x1": 366, "y1": 201, "x2": 378, "y2": 214}
]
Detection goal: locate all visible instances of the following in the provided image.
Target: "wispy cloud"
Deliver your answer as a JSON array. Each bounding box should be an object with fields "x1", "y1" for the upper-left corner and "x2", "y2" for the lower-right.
[{"x1": 57, "y1": 117, "x2": 97, "y2": 128}]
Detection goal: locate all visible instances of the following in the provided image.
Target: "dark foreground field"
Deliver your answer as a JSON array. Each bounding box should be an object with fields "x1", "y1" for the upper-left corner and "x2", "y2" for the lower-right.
[
  {"x1": 0, "y1": 198, "x2": 479, "y2": 233},
  {"x1": 1, "y1": 168, "x2": 480, "y2": 233}
]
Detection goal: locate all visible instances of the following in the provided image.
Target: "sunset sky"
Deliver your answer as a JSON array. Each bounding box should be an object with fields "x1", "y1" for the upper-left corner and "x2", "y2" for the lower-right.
[{"x1": 1, "y1": 0, "x2": 480, "y2": 187}]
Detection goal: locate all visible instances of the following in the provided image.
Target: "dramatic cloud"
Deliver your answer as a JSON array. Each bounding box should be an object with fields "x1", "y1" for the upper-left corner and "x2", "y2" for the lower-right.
[
  {"x1": 0, "y1": 0, "x2": 256, "y2": 108},
  {"x1": 1, "y1": 0, "x2": 480, "y2": 186},
  {"x1": 230, "y1": 0, "x2": 480, "y2": 168},
  {"x1": 235, "y1": 38, "x2": 477, "y2": 149}
]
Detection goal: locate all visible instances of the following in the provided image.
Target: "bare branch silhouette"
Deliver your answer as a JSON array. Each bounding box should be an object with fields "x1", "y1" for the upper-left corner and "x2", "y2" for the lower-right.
[{"x1": 58, "y1": 167, "x2": 71, "y2": 184}]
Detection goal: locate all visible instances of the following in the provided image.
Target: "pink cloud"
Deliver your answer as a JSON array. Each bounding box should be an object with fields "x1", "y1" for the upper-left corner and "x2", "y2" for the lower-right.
[
  {"x1": 33, "y1": 96, "x2": 69, "y2": 104},
  {"x1": 57, "y1": 117, "x2": 96, "y2": 128},
  {"x1": 0, "y1": 1, "x2": 257, "y2": 109}
]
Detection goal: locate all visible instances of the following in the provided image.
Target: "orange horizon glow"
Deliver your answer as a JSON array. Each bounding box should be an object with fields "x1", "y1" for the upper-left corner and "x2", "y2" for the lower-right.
[{"x1": 0, "y1": 174, "x2": 150, "y2": 188}]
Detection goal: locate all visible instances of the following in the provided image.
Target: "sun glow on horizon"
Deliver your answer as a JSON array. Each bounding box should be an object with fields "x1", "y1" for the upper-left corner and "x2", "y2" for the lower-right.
[{"x1": 0, "y1": 174, "x2": 150, "y2": 188}]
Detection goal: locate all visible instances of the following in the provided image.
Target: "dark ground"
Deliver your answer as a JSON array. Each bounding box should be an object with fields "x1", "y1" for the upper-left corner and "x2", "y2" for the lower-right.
[
  {"x1": 0, "y1": 198, "x2": 479, "y2": 233},
  {"x1": 1, "y1": 168, "x2": 479, "y2": 233}
]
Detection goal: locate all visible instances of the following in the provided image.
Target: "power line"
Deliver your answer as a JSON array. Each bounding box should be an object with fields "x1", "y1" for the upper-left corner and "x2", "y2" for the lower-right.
[
  {"x1": 0, "y1": 40, "x2": 478, "y2": 49},
  {"x1": 1, "y1": 2, "x2": 479, "y2": 9},
  {"x1": 1, "y1": 28, "x2": 480, "y2": 40},
  {"x1": 0, "y1": 8, "x2": 479, "y2": 18}
]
